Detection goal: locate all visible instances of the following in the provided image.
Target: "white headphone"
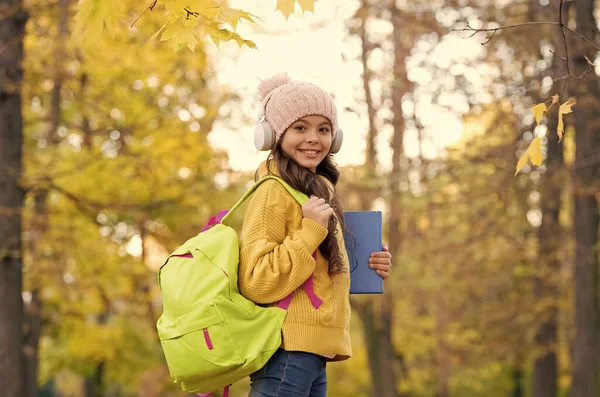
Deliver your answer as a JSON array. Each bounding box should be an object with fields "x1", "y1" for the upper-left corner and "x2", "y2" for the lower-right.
[{"x1": 253, "y1": 96, "x2": 344, "y2": 154}]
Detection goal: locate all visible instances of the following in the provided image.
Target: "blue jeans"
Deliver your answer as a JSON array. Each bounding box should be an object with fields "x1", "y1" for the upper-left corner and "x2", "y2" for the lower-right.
[{"x1": 248, "y1": 349, "x2": 327, "y2": 397}]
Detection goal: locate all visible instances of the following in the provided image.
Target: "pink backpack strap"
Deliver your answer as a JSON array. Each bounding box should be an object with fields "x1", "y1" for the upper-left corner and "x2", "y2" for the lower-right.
[
  {"x1": 302, "y1": 274, "x2": 323, "y2": 309},
  {"x1": 197, "y1": 385, "x2": 229, "y2": 397},
  {"x1": 277, "y1": 251, "x2": 323, "y2": 310},
  {"x1": 201, "y1": 210, "x2": 229, "y2": 232}
]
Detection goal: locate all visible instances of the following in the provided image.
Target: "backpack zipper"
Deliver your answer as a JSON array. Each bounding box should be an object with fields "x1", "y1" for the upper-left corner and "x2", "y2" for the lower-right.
[{"x1": 203, "y1": 328, "x2": 213, "y2": 350}]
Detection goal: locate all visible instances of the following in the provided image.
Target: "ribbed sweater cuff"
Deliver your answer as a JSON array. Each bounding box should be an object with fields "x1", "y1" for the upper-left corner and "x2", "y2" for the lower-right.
[{"x1": 297, "y1": 218, "x2": 328, "y2": 253}]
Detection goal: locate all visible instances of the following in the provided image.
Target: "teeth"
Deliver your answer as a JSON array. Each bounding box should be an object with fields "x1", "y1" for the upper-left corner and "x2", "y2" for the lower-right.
[{"x1": 300, "y1": 150, "x2": 318, "y2": 154}]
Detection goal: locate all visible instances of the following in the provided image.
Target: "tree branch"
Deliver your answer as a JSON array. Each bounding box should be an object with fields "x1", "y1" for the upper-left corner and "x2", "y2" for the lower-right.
[
  {"x1": 558, "y1": 0, "x2": 571, "y2": 77},
  {"x1": 454, "y1": 21, "x2": 599, "y2": 52},
  {"x1": 453, "y1": 3, "x2": 600, "y2": 84},
  {"x1": 131, "y1": 0, "x2": 158, "y2": 28}
]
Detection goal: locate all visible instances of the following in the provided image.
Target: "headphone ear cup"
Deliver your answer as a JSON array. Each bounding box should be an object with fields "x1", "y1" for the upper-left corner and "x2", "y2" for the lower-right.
[
  {"x1": 254, "y1": 122, "x2": 276, "y2": 151},
  {"x1": 329, "y1": 127, "x2": 344, "y2": 154}
]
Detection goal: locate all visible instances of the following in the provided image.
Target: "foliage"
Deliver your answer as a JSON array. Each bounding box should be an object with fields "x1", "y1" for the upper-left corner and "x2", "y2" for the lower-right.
[
  {"x1": 23, "y1": 0, "x2": 245, "y2": 393},
  {"x1": 73, "y1": 0, "x2": 317, "y2": 51},
  {"x1": 15, "y1": 0, "x2": 594, "y2": 395},
  {"x1": 516, "y1": 96, "x2": 576, "y2": 175}
]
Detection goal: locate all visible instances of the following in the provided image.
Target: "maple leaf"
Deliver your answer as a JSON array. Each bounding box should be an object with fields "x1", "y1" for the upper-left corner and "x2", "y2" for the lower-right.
[
  {"x1": 74, "y1": 0, "x2": 122, "y2": 43},
  {"x1": 198, "y1": 1, "x2": 222, "y2": 21},
  {"x1": 203, "y1": 23, "x2": 256, "y2": 48},
  {"x1": 276, "y1": 0, "x2": 295, "y2": 19},
  {"x1": 163, "y1": 0, "x2": 207, "y2": 16},
  {"x1": 159, "y1": 18, "x2": 199, "y2": 52},
  {"x1": 220, "y1": 7, "x2": 257, "y2": 31},
  {"x1": 530, "y1": 103, "x2": 547, "y2": 125},
  {"x1": 298, "y1": 0, "x2": 316, "y2": 13},
  {"x1": 276, "y1": 0, "x2": 316, "y2": 20},
  {"x1": 515, "y1": 137, "x2": 543, "y2": 175},
  {"x1": 557, "y1": 97, "x2": 576, "y2": 143}
]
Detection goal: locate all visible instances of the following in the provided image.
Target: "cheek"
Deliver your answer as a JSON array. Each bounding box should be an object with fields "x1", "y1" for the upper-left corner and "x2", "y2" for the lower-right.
[
  {"x1": 321, "y1": 135, "x2": 333, "y2": 149},
  {"x1": 280, "y1": 137, "x2": 300, "y2": 158},
  {"x1": 281, "y1": 142, "x2": 294, "y2": 157}
]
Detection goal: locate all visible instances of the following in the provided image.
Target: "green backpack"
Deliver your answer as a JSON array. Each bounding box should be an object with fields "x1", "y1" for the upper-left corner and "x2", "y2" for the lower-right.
[{"x1": 156, "y1": 176, "x2": 320, "y2": 395}]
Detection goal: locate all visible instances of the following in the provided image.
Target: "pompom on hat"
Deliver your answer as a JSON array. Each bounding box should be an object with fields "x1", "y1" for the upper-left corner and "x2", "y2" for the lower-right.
[{"x1": 257, "y1": 73, "x2": 339, "y2": 142}]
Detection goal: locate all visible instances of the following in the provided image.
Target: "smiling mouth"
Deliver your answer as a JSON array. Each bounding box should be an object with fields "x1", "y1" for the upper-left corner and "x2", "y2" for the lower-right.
[{"x1": 298, "y1": 149, "x2": 320, "y2": 158}]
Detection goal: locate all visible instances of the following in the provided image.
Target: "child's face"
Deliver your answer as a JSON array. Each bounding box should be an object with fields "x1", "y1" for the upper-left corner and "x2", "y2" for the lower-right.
[{"x1": 280, "y1": 115, "x2": 333, "y2": 172}]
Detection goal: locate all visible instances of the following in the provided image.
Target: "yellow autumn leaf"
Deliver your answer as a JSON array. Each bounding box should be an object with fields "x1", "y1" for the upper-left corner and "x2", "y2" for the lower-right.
[
  {"x1": 163, "y1": 0, "x2": 189, "y2": 15},
  {"x1": 242, "y1": 39, "x2": 258, "y2": 49},
  {"x1": 220, "y1": 7, "x2": 257, "y2": 30},
  {"x1": 531, "y1": 103, "x2": 547, "y2": 125},
  {"x1": 276, "y1": 0, "x2": 316, "y2": 19},
  {"x1": 163, "y1": 0, "x2": 208, "y2": 16},
  {"x1": 159, "y1": 18, "x2": 199, "y2": 52},
  {"x1": 203, "y1": 23, "x2": 256, "y2": 48},
  {"x1": 515, "y1": 137, "x2": 543, "y2": 175},
  {"x1": 297, "y1": 0, "x2": 316, "y2": 13},
  {"x1": 557, "y1": 97, "x2": 576, "y2": 143},
  {"x1": 551, "y1": 94, "x2": 560, "y2": 106},
  {"x1": 198, "y1": 0, "x2": 222, "y2": 20},
  {"x1": 74, "y1": 0, "x2": 122, "y2": 43},
  {"x1": 276, "y1": 0, "x2": 295, "y2": 19},
  {"x1": 150, "y1": 20, "x2": 170, "y2": 42}
]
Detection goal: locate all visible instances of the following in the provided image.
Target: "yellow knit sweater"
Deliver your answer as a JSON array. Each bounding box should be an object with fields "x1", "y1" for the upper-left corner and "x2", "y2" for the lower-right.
[{"x1": 238, "y1": 162, "x2": 352, "y2": 361}]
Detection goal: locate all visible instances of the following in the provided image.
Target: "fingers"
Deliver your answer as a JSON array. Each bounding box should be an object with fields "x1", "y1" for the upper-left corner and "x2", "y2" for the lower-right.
[
  {"x1": 369, "y1": 259, "x2": 391, "y2": 270},
  {"x1": 370, "y1": 251, "x2": 392, "y2": 259},
  {"x1": 306, "y1": 196, "x2": 326, "y2": 207},
  {"x1": 302, "y1": 196, "x2": 334, "y2": 228},
  {"x1": 369, "y1": 256, "x2": 391, "y2": 265},
  {"x1": 306, "y1": 197, "x2": 331, "y2": 212},
  {"x1": 317, "y1": 202, "x2": 332, "y2": 213},
  {"x1": 382, "y1": 242, "x2": 389, "y2": 251},
  {"x1": 369, "y1": 260, "x2": 391, "y2": 279},
  {"x1": 324, "y1": 207, "x2": 334, "y2": 215},
  {"x1": 306, "y1": 196, "x2": 319, "y2": 205},
  {"x1": 369, "y1": 252, "x2": 391, "y2": 280}
]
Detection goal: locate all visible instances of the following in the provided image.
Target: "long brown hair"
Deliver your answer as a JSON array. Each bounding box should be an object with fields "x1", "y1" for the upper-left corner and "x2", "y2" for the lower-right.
[{"x1": 262, "y1": 141, "x2": 347, "y2": 274}]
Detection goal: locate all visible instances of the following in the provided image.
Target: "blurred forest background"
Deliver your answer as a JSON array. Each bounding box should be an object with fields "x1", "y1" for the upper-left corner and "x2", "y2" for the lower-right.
[{"x1": 1, "y1": 0, "x2": 599, "y2": 396}]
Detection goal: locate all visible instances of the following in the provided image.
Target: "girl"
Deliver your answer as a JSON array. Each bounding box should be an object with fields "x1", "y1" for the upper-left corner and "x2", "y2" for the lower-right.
[{"x1": 238, "y1": 74, "x2": 392, "y2": 397}]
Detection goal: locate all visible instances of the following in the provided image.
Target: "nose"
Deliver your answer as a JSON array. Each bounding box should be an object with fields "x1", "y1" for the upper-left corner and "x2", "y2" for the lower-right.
[{"x1": 305, "y1": 128, "x2": 319, "y2": 143}]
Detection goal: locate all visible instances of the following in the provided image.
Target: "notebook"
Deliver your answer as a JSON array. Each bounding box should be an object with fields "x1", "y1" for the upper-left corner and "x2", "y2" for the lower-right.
[{"x1": 343, "y1": 211, "x2": 384, "y2": 294}]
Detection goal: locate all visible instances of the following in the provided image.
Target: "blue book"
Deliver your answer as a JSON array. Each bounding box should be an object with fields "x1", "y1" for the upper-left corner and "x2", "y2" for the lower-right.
[{"x1": 343, "y1": 211, "x2": 384, "y2": 294}]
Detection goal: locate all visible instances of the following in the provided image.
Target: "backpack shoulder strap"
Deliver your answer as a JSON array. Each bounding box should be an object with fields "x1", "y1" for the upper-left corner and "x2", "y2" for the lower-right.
[{"x1": 221, "y1": 176, "x2": 308, "y2": 225}]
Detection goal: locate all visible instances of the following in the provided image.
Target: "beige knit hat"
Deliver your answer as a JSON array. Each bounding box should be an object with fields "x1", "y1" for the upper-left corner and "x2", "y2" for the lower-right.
[{"x1": 257, "y1": 74, "x2": 339, "y2": 142}]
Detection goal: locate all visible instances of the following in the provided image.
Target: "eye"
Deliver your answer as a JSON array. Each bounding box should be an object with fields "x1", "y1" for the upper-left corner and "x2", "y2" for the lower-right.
[
  {"x1": 294, "y1": 125, "x2": 306, "y2": 131},
  {"x1": 319, "y1": 127, "x2": 331, "y2": 133}
]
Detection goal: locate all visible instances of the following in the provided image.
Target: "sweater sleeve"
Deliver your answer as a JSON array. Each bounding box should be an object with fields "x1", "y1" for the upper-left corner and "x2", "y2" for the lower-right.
[{"x1": 238, "y1": 181, "x2": 328, "y2": 304}]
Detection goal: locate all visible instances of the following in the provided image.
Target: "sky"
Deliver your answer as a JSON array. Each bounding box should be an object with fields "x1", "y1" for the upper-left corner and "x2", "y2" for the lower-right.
[{"x1": 205, "y1": 0, "x2": 483, "y2": 172}]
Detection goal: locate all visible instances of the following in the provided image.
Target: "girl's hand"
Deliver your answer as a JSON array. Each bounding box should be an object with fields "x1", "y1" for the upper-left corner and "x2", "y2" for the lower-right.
[
  {"x1": 302, "y1": 196, "x2": 334, "y2": 229},
  {"x1": 370, "y1": 243, "x2": 392, "y2": 279}
]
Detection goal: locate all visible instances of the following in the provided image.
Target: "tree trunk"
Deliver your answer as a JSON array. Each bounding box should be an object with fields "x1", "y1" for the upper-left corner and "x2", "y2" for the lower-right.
[
  {"x1": 359, "y1": 299, "x2": 402, "y2": 397},
  {"x1": 357, "y1": 0, "x2": 377, "y2": 179},
  {"x1": 568, "y1": 0, "x2": 600, "y2": 396},
  {"x1": 22, "y1": 188, "x2": 49, "y2": 396},
  {"x1": 23, "y1": 289, "x2": 42, "y2": 397},
  {"x1": 513, "y1": 355, "x2": 524, "y2": 397},
  {"x1": 350, "y1": 1, "x2": 407, "y2": 395},
  {"x1": 350, "y1": 1, "x2": 402, "y2": 395},
  {"x1": 533, "y1": 112, "x2": 561, "y2": 397},
  {"x1": 47, "y1": 0, "x2": 69, "y2": 143},
  {"x1": 85, "y1": 361, "x2": 105, "y2": 397},
  {"x1": 357, "y1": 1, "x2": 410, "y2": 397},
  {"x1": 531, "y1": 4, "x2": 565, "y2": 397},
  {"x1": 0, "y1": 1, "x2": 28, "y2": 397},
  {"x1": 435, "y1": 290, "x2": 450, "y2": 397}
]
